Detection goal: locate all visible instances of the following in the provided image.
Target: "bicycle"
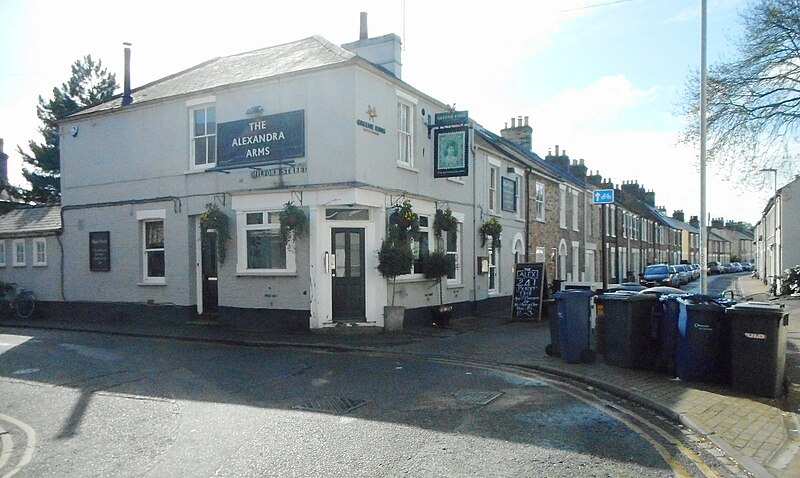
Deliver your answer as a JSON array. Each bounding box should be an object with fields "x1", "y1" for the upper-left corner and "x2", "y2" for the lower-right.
[{"x1": 0, "y1": 282, "x2": 35, "y2": 319}]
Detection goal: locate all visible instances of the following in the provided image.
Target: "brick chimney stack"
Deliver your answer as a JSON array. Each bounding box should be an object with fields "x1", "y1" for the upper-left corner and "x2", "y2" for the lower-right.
[
  {"x1": 500, "y1": 115, "x2": 533, "y2": 151},
  {"x1": 672, "y1": 210, "x2": 685, "y2": 222},
  {"x1": 568, "y1": 158, "x2": 587, "y2": 178}
]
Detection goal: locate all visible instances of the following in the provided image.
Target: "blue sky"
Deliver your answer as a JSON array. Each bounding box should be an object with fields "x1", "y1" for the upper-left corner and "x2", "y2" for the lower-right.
[{"x1": 0, "y1": 0, "x2": 770, "y2": 223}]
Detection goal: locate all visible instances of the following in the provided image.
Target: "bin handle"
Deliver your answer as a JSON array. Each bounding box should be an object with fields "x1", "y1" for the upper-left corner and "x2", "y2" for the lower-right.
[
  {"x1": 785, "y1": 314, "x2": 789, "y2": 326},
  {"x1": 721, "y1": 289, "x2": 735, "y2": 301}
]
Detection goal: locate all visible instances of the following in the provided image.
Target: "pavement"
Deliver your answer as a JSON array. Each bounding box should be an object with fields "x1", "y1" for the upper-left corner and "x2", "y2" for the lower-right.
[{"x1": 1, "y1": 275, "x2": 799, "y2": 477}]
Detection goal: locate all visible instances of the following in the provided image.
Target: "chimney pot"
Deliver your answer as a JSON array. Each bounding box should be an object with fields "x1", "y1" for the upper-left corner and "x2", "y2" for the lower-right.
[
  {"x1": 359, "y1": 12, "x2": 368, "y2": 40},
  {"x1": 555, "y1": 145, "x2": 559, "y2": 156},
  {"x1": 524, "y1": 115, "x2": 529, "y2": 126},
  {"x1": 511, "y1": 117, "x2": 516, "y2": 128}
]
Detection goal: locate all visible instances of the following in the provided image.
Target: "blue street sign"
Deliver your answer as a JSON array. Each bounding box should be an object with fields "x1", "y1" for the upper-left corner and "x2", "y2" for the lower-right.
[{"x1": 592, "y1": 189, "x2": 614, "y2": 204}]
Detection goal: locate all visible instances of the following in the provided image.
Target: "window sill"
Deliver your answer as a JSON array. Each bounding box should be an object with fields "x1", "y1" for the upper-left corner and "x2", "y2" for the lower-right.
[
  {"x1": 33, "y1": 263, "x2": 47, "y2": 267},
  {"x1": 236, "y1": 270, "x2": 297, "y2": 277},
  {"x1": 446, "y1": 282, "x2": 465, "y2": 289},
  {"x1": 185, "y1": 165, "x2": 217, "y2": 175},
  {"x1": 447, "y1": 177, "x2": 464, "y2": 184},
  {"x1": 395, "y1": 274, "x2": 427, "y2": 283},
  {"x1": 138, "y1": 281, "x2": 166, "y2": 286},
  {"x1": 396, "y1": 162, "x2": 419, "y2": 173},
  {"x1": 12, "y1": 264, "x2": 26, "y2": 268}
]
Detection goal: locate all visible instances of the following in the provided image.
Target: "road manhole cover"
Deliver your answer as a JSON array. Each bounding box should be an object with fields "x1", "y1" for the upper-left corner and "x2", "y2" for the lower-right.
[
  {"x1": 293, "y1": 397, "x2": 370, "y2": 414},
  {"x1": 454, "y1": 390, "x2": 503, "y2": 405}
]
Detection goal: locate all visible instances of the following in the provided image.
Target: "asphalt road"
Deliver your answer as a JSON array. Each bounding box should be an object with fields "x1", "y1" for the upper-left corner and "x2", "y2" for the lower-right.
[{"x1": 0, "y1": 328, "x2": 740, "y2": 477}]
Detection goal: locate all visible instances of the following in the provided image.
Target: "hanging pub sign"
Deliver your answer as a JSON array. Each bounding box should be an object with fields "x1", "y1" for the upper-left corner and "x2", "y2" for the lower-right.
[
  {"x1": 216, "y1": 109, "x2": 305, "y2": 170},
  {"x1": 511, "y1": 262, "x2": 545, "y2": 320},
  {"x1": 434, "y1": 126, "x2": 469, "y2": 178}
]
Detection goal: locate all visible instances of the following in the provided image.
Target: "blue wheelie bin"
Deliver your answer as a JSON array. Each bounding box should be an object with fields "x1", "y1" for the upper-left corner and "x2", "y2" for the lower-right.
[
  {"x1": 553, "y1": 289, "x2": 596, "y2": 364},
  {"x1": 675, "y1": 295, "x2": 729, "y2": 383},
  {"x1": 656, "y1": 294, "x2": 684, "y2": 376},
  {"x1": 725, "y1": 302, "x2": 789, "y2": 398}
]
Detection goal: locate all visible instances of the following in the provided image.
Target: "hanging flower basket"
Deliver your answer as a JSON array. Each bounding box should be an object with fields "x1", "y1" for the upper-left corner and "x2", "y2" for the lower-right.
[
  {"x1": 389, "y1": 199, "x2": 419, "y2": 238},
  {"x1": 479, "y1": 217, "x2": 502, "y2": 249},
  {"x1": 200, "y1": 203, "x2": 231, "y2": 265},
  {"x1": 433, "y1": 208, "x2": 458, "y2": 238},
  {"x1": 279, "y1": 201, "x2": 308, "y2": 246}
]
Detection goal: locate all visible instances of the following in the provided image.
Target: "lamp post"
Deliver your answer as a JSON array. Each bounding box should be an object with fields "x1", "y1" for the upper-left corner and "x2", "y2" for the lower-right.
[{"x1": 759, "y1": 168, "x2": 778, "y2": 293}]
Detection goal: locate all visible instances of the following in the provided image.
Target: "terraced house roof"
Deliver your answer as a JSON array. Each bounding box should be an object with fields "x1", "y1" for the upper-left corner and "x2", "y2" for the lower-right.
[{"x1": 0, "y1": 205, "x2": 62, "y2": 238}]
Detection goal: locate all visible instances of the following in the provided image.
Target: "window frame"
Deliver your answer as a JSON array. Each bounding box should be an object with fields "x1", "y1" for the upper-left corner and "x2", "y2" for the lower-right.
[
  {"x1": 33, "y1": 238, "x2": 47, "y2": 266},
  {"x1": 0, "y1": 240, "x2": 5, "y2": 267},
  {"x1": 488, "y1": 242, "x2": 499, "y2": 294},
  {"x1": 12, "y1": 239, "x2": 25, "y2": 267},
  {"x1": 236, "y1": 209, "x2": 297, "y2": 275},
  {"x1": 396, "y1": 91, "x2": 417, "y2": 169},
  {"x1": 535, "y1": 182, "x2": 545, "y2": 222},
  {"x1": 189, "y1": 99, "x2": 216, "y2": 170},
  {"x1": 399, "y1": 214, "x2": 431, "y2": 280},
  {"x1": 571, "y1": 190, "x2": 579, "y2": 232},
  {"x1": 142, "y1": 220, "x2": 166, "y2": 284},
  {"x1": 488, "y1": 166, "x2": 499, "y2": 214},
  {"x1": 445, "y1": 222, "x2": 462, "y2": 286},
  {"x1": 559, "y1": 185, "x2": 567, "y2": 229}
]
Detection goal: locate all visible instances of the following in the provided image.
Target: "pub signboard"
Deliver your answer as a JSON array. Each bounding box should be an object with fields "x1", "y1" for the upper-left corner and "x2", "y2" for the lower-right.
[{"x1": 216, "y1": 109, "x2": 305, "y2": 170}]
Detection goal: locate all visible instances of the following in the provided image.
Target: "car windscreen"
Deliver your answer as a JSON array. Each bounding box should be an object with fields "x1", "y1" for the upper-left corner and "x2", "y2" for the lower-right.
[{"x1": 644, "y1": 265, "x2": 668, "y2": 274}]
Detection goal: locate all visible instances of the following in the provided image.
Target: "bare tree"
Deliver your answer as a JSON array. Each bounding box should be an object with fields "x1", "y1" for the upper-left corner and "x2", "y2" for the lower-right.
[{"x1": 681, "y1": 0, "x2": 800, "y2": 185}]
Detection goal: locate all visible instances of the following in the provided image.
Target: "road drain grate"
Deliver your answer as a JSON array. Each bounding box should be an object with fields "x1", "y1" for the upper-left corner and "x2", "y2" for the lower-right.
[
  {"x1": 293, "y1": 397, "x2": 370, "y2": 414},
  {"x1": 454, "y1": 390, "x2": 503, "y2": 405}
]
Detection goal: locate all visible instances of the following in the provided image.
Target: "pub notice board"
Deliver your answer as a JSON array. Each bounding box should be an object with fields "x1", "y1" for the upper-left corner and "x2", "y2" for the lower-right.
[
  {"x1": 511, "y1": 262, "x2": 545, "y2": 320},
  {"x1": 89, "y1": 231, "x2": 111, "y2": 272}
]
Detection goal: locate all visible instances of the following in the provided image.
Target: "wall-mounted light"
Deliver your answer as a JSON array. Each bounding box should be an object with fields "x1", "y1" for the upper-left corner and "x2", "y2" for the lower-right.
[{"x1": 246, "y1": 105, "x2": 264, "y2": 115}]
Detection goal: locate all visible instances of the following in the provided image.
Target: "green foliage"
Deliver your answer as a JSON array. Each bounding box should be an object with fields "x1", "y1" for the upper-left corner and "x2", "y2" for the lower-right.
[
  {"x1": 388, "y1": 199, "x2": 420, "y2": 240},
  {"x1": 422, "y1": 250, "x2": 455, "y2": 306},
  {"x1": 200, "y1": 203, "x2": 231, "y2": 265},
  {"x1": 479, "y1": 218, "x2": 502, "y2": 248},
  {"x1": 18, "y1": 55, "x2": 117, "y2": 204},
  {"x1": 278, "y1": 201, "x2": 308, "y2": 246},
  {"x1": 433, "y1": 208, "x2": 458, "y2": 239},
  {"x1": 377, "y1": 235, "x2": 414, "y2": 280},
  {"x1": 377, "y1": 234, "x2": 413, "y2": 306},
  {"x1": 423, "y1": 251, "x2": 455, "y2": 280}
]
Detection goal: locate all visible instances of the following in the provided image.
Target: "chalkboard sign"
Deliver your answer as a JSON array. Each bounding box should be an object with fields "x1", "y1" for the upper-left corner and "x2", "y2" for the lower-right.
[
  {"x1": 512, "y1": 262, "x2": 545, "y2": 320},
  {"x1": 90, "y1": 231, "x2": 110, "y2": 272}
]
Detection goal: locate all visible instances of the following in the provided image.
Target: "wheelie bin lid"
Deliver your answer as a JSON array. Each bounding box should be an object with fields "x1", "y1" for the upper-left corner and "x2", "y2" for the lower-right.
[
  {"x1": 675, "y1": 294, "x2": 729, "y2": 308},
  {"x1": 600, "y1": 291, "x2": 658, "y2": 302},
  {"x1": 553, "y1": 289, "x2": 594, "y2": 298},
  {"x1": 726, "y1": 301, "x2": 784, "y2": 312},
  {"x1": 639, "y1": 286, "x2": 685, "y2": 297}
]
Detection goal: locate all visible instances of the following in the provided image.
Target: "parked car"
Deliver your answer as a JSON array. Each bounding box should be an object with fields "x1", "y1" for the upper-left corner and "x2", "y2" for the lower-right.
[
  {"x1": 730, "y1": 262, "x2": 743, "y2": 272},
  {"x1": 670, "y1": 264, "x2": 690, "y2": 285},
  {"x1": 740, "y1": 262, "x2": 753, "y2": 271},
  {"x1": 640, "y1": 264, "x2": 676, "y2": 287},
  {"x1": 708, "y1": 261, "x2": 723, "y2": 275},
  {"x1": 686, "y1": 264, "x2": 700, "y2": 281},
  {"x1": 668, "y1": 265, "x2": 683, "y2": 287}
]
